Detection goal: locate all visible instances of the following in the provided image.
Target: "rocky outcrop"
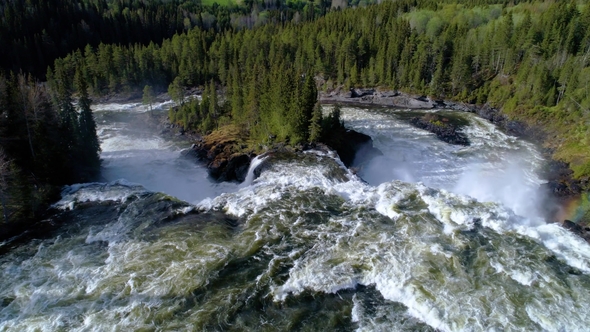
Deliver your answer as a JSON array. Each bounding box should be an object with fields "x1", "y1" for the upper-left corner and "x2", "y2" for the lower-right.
[
  {"x1": 339, "y1": 129, "x2": 383, "y2": 167},
  {"x1": 319, "y1": 126, "x2": 383, "y2": 167},
  {"x1": 541, "y1": 160, "x2": 589, "y2": 197},
  {"x1": 186, "y1": 126, "x2": 254, "y2": 182},
  {"x1": 409, "y1": 114, "x2": 470, "y2": 146},
  {"x1": 320, "y1": 88, "x2": 437, "y2": 109},
  {"x1": 206, "y1": 153, "x2": 252, "y2": 182},
  {"x1": 562, "y1": 219, "x2": 590, "y2": 242},
  {"x1": 187, "y1": 123, "x2": 381, "y2": 182}
]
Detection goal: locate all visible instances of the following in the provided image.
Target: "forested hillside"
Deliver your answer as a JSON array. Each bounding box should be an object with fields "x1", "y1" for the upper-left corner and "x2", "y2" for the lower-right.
[
  {"x1": 49, "y1": 0, "x2": 590, "y2": 179},
  {"x1": 0, "y1": 0, "x2": 358, "y2": 77}
]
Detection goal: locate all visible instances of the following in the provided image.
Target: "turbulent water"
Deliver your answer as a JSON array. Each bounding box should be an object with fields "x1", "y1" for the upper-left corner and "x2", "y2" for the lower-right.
[
  {"x1": 95, "y1": 100, "x2": 238, "y2": 202},
  {"x1": 1, "y1": 103, "x2": 590, "y2": 331}
]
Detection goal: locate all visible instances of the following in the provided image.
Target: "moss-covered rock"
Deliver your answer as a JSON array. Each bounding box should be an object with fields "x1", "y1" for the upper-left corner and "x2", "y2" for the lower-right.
[{"x1": 191, "y1": 125, "x2": 255, "y2": 182}]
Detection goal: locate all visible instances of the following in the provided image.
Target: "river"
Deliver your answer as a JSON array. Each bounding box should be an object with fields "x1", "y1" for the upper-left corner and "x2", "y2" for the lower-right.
[{"x1": 1, "y1": 102, "x2": 589, "y2": 331}]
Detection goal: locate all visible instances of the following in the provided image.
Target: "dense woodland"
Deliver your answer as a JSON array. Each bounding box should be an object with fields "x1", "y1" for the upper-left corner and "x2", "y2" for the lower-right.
[
  {"x1": 0, "y1": 72, "x2": 100, "y2": 230},
  {"x1": 0, "y1": 0, "x2": 366, "y2": 233},
  {"x1": 2, "y1": 0, "x2": 590, "y2": 232},
  {"x1": 0, "y1": 0, "x2": 352, "y2": 77}
]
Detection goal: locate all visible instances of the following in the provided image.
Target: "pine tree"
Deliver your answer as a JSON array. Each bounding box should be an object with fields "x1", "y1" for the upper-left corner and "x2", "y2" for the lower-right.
[
  {"x1": 75, "y1": 69, "x2": 101, "y2": 180},
  {"x1": 54, "y1": 63, "x2": 79, "y2": 165},
  {"x1": 143, "y1": 85, "x2": 156, "y2": 114},
  {"x1": 208, "y1": 80, "x2": 218, "y2": 129},
  {"x1": 297, "y1": 72, "x2": 318, "y2": 141},
  {"x1": 309, "y1": 101, "x2": 323, "y2": 142},
  {"x1": 168, "y1": 76, "x2": 185, "y2": 106}
]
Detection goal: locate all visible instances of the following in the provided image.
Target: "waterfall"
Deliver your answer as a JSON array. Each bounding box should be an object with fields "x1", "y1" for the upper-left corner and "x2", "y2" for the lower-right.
[{"x1": 241, "y1": 155, "x2": 267, "y2": 187}]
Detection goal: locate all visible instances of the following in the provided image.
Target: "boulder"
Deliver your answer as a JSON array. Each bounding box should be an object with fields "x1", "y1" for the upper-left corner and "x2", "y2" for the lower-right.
[
  {"x1": 562, "y1": 219, "x2": 583, "y2": 234},
  {"x1": 409, "y1": 114, "x2": 470, "y2": 146},
  {"x1": 351, "y1": 88, "x2": 375, "y2": 98},
  {"x1": 321, "y1": 127, "x2": 383, "y2": 167},
  {"x1": 190, "y1": 125, "x2": 253, "y2": 182}
]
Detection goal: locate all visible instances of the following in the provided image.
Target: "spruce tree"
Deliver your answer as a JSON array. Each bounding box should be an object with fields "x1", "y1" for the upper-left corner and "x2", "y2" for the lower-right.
[
  {"x1": 75, "y1": 69, "x2": 101, "y2": 180},
  {"x1": 309, "y1": 102, "x2": 323, "y2": 143},
  {"x1": 54, "y1": 63, "x2": 79, "y2": 176},
  {"x1": 168, "y1": 76, "x2": 185, "y2": 107},
  {"x1": 143, "y1": 85, "x2": 156, "y2": 114}
]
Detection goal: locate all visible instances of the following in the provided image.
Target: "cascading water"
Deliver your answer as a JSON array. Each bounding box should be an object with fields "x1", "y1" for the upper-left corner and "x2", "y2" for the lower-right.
[
  {"x1": 240, "y1": 155, "x2": 267, "y2": 187},
  {"x1": 1, "y1": 103, "x2": 589, "y2": 331}
]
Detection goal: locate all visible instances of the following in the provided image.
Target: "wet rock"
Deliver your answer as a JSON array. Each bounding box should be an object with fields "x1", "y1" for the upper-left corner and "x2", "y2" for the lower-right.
[
  {"x1": 320, "y1": 128, "x2": 383, "y2": 167},
  {"x1": 351, "y1": 88, "x2": 375, "y2": 98},
  {"x1": 562, "y1": 219, "x2": 583, "y2": 234},
  {"x1": 409, "y1": 114, "x2": 470, "y2": 146},
  {"x1": 209, "y1": 154, "x2": 251, "y2": 182},
  {"x1": 561, "y1": 219, "x2": 590, "y2": 242},
  {"x1": 190, "y1": 126, "x2": 253, "y2": 182},
  {"x1": 541, "y1": 160, "x2": 586, "y2": 197},
  {"x1": 342, "y1": 130, "x2": 383, "y2": 167},
  {"x1": 320, "y1": 88, "x2": 435, "y2": 108}
]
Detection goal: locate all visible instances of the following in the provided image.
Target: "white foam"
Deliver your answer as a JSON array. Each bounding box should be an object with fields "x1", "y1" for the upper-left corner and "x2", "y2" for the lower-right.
[
  {"x1": 53, "y1": 180, "x2": 148, "y2": 210},
  {"x1": 339, "y1": 107, "x2": 547, "y2": 220},
  {"x1": 5, "y1": 105, "x2": 590, "y2": 332},
  {"x1": 101, "y1": 135, "x2": 170, "y2": 153},
  {"x1": 92, "y1": 100, "x2": 176, "y2": 113}
]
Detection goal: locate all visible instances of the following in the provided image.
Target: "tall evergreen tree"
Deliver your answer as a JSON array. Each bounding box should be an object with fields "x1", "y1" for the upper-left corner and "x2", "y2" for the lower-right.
[
  {"x1": 168, "y1": 76, "x2": 185, "y2": 106},
  {"x1": 53, "y1": 64, "x2": 79, "y2": 174},
  {"x1": 309, "y1": 101, "x2": 323, "y2": 143},
  {"x1": 75, "y1": 69, "x2": 101, "y2": 180},
  {"x1": 143, "y1": 85, "x2": 156, "y2": 114}
]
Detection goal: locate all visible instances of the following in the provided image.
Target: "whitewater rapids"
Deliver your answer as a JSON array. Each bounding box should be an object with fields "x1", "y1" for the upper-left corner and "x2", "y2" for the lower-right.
[{"x1": 0, "y1": 103, "x2": 589, "y2": 331}]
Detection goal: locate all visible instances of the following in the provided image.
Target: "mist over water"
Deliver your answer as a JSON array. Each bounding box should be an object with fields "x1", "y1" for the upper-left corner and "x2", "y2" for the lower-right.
[{"x1": 338, "y1": 107, "x2": 548, "y2": 219}]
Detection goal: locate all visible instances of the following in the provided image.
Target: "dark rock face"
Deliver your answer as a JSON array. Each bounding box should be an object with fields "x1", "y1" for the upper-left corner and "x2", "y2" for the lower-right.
[
  {"x1": 321, "y1": 128, "x2": 383, "y2": 167},
  {"x1": 409, "y1": 114, "x2": 470, "y2": 146},
  {"x1": 541, "y1": 160, "x2": 587, "y2": 197},
  {"x1": 562, "y1": 219, "x2": 590, "y2": 242},
  {"x1": 473, "y1": 105, "x2": 545, "y2": 142},
  {"x1": 189, "y1": 139, "x2": 253, "y2": 182},
  {"x1": 208, "y1": 154, "x2": 251, "y2": 182},
  {"x1": 341, "y1": 130, "x2": 383, "y2": 167}
]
